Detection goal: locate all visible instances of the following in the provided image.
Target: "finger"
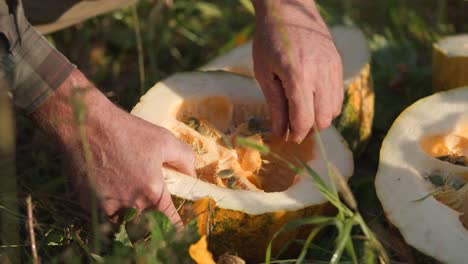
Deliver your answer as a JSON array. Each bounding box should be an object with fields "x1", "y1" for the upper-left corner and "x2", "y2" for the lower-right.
[
  {"x1": 278, "y1": 69, "x2": 314, "y2": 143},
  {"x1": 101, "y1": 198, "x2": 125, "y2": 223},
  {"x1": 313, "y1": 82, "x2": 334, "y2": 130},
  {"x1": 255, "y1": 72, "x2": 289, "y2": 138},
  {"x1": 254, "y1": 57, "x2": 288, "y2": 137},
  {"x1": 331, "y1": 53, "x2": 344, "y2": 119},
  {"x1": 334, "y1": 85, "x2": 344, "y2": 119},
  {"x1": 161, "y1": 133, "x2": 197, "y2": 178},
  {"x1": 146, "y1": 185, "x2": 184, "y2": 230},
  {"x1": 101, "y1": 195, "x2": 147, "y2": 223},
  {"x1": 314, "y1": 61, "x2": 343, "y2": 130}
]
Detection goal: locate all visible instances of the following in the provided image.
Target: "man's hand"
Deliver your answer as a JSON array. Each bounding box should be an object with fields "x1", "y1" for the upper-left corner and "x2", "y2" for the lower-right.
[
  {"x1": 30, "y1": 69, "x2": 196, "y2": 228},
  {"x1": 252, "y1": 0, "x2": 343, "y2": 143}
]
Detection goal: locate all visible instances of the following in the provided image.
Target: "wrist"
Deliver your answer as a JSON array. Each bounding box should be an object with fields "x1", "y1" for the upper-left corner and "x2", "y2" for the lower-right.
[{"x1": 252, "y1": 0, "x2": 324, "y2": 27}]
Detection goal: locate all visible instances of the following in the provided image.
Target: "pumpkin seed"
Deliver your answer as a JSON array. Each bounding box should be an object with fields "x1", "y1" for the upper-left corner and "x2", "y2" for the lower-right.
[
  {"x1": 427, "y1": 173, "x2": 445, "y2": 187},
  {"x1": 436, "y1": 155, "x2": 450, "y2": 161},
  {"x1": 217, "y1": 169, "x2": 234, "y2": 178},
  {"x1": 436, "y1": 155, "x2": 468, "y2": 167},
  {"x1": 221, "y1": 135, "x2": 233, "y2": 149},
  {"x1": 427, "y1": 172, "x2": 466, "y2": 190},
  {"x1": 227, "y1": 176, "x2": 237, "y2": 189},
  {"x1": 236, "y1": 137, "x2": 270, "y2": 154},
  {"x1": 447, "y1": 177, "x2": 466, "y2": 190},
  {"x1": 185, "y1": 117, "x2": 200, "y2": 130},
  {"x1": 453, "y1": 156, "x2": 468, "y2": 167},
  {"x1": 196, "y1": 124, "x2": 210, "y2": 136}
]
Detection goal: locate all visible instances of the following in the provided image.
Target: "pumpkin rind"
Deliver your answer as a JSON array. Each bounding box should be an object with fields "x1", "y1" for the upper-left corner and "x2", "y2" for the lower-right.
[
  {"x1": 174, "y1": 196, "x2": 334, "y2": 263},
  {"x1": 432, "y1": 34, "x2": 468, "y2": 92},
  {"x1": 334, "y1": 63, "x2": 374, "y2": 156}
]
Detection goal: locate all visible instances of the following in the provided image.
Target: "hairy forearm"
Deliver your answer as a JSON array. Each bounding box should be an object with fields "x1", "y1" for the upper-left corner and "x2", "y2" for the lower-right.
[
  {"x1": 252, "y1": 0, "x2": 320, "y2": 15},
  {"x1": 29, "y1": 69, "x2": 118, "y2": 153}
]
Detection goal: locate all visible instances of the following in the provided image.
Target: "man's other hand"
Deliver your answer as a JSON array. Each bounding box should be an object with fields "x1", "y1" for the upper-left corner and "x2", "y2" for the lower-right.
[
  {"x1": 31, "y1": 69, "x2": 196, "y2": 228},
  {"x1": 252, "y1": 0, "x2": 343, "y2": 143}
]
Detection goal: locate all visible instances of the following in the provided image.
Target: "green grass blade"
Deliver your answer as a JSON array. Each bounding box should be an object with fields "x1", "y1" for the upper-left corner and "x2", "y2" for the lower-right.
[
  {"x1": 265, "y1": 217, "x2": 336, "y2": 264},
  {"x1": 297, "y1": 159, "x2": 329, "y2": 189},
  {"x1": 297, "y1": 160, "x2": 353, "y2": 217},
  {"x1": 261, "y1": 260, "x2": 297, "y2": 264},
  {"x1": 132, "y1": 3, "x2": 146, "y2": 95},
  {"x1": 330, "y1": 219, "x2": 354, "y2": 264},
  {"x1": 238, "y1": 0, "x2": 255, "y2": 14},
  {"x1": 236, "y1": 137, "x2": 270, "y2": 154},
  {"x1": 345, "y1": 236, "x2": 358, "y2": 264},
  {"x1": 274, "y1": 239, "x2": 295, "y2": 259},
  {"x1": 295, "y1": 224, "x2": 327, "y2": 264},
  {"x1": 90, "y1": 253, "x2": 105, "y2": 263},
  {"x1": 297, "y1": 160, "x2": 337, "y2": 203},
  {"x1": 363, "y1": 241, "x2": 377, "y2": 264},
  {"x1": 411, "y1": 188, "x2": 442, "y2": 202},
  {"x1": 299, "y1": 261, "x2": 355, "y2": 264},
  {"x1": 328, "y1": 164, "x2": 357, "y2": 210},
  {"x1": 312, "y1": 126, "x2": 338, "y2": 196},
  {"x1": 355, "y1": 215, "x2": 389, "y2": 264},
  {"x1": 73, "y1": 233, "x2": 104, "y2": 263}
]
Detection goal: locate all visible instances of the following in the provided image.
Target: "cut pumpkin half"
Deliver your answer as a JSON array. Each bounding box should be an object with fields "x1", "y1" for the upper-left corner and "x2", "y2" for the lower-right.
[
  {"x1": 131, "y1": 71, "x2": 354, "y2": 262},
  {"x1": 376, "y1": 87, "x2": 468, "y2": 264}
]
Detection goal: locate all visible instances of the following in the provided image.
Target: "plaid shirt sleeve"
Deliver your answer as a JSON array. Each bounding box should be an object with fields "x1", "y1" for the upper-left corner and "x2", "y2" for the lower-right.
[{"x1": 0, "y1": 0, "x2": 75, "y2": 114}]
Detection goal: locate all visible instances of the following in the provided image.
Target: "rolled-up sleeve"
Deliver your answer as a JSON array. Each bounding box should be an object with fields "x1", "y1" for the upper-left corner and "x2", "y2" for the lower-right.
[{"x1": 0, "y1": 0, "x2": 75, "y2": 113}]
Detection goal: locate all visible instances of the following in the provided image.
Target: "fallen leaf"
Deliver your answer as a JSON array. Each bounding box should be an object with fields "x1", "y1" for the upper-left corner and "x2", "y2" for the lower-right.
[{"x1": 189, "y1": 235, "x2": 216, "y2": 264}]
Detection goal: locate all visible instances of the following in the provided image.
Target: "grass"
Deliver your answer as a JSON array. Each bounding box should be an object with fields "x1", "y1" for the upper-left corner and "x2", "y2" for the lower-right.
[{"x1": 1, "y1": 0, "x2": 467, "y2": 263}]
